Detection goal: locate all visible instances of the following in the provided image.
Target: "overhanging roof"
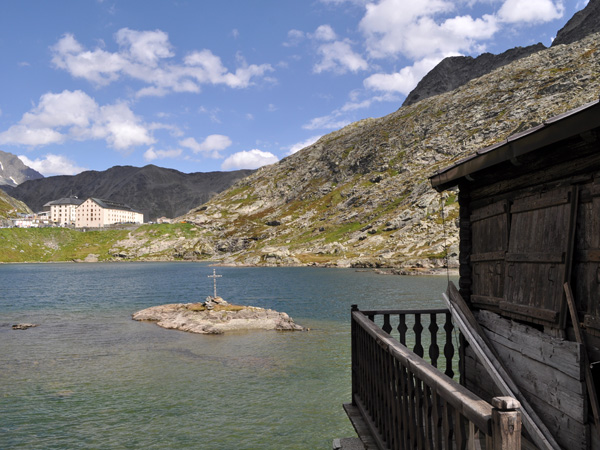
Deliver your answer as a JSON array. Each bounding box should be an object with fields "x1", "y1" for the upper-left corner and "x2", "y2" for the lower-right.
[{"x1": 430, "y1": 99, "x2": 600, "y2": 192}]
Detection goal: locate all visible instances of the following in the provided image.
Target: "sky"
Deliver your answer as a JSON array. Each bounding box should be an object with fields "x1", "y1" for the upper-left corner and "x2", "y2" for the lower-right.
[{"x1": 0, "y1": 0, "x2": 589, "y2": 177}]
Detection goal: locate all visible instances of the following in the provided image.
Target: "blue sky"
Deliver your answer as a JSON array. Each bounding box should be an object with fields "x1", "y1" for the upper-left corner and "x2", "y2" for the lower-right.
[{"x1": 0, "y1": 0, "x2": 588, "y2": 176}]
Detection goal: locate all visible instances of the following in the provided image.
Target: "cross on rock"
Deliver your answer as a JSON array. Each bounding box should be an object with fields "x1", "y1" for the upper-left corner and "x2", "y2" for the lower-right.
[{"x1": 208, "y1": 268, "x2": 222, "y2": 298}]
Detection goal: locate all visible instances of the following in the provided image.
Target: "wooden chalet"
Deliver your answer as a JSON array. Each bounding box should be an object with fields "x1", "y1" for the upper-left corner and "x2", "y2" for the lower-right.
[{"x1": 342, "y1": 98, "x2": 600, "y2": 450}]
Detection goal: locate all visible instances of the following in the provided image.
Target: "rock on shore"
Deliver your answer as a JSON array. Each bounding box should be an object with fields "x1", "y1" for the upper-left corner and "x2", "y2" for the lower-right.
[{"x1": 132, "y1": 301, "x2": 306, "y2": 335}]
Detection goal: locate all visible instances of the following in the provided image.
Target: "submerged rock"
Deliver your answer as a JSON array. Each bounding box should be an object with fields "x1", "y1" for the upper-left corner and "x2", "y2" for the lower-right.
[
  {"x1": 132, "y1": 302, "x2": 306, "y2": 335},
  {"x1": 12, "y1": 323, "x2": 38, "y2": 330}
]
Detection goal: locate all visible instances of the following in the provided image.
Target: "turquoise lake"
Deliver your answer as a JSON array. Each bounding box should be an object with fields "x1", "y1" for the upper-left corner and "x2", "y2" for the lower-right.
[{"x1": 0, "y1": 263, "x2": 452, "y2": 449}]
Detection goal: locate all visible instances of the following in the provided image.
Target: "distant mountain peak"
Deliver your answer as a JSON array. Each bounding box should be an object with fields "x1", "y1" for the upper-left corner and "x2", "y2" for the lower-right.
[{"x1": 0, "y1": 150, "x2": 44, "y2": 187}]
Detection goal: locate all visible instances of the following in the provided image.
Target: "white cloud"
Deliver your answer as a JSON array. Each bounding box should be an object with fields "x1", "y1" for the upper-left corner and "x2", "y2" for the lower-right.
[
  {"x1": 283, "y1": 29, "x2": 306, "y2": 47},
  {"x1": 221, "y1": 149, "x2": 278, "y2": 170},
  {"x1": 314, "y1": 40, "x2": 369, "y2": 74},
  {"x1": 359, "y1": 0, "x2": 498, "y2": 60},
  {"x1": 363, "y1": 56, "x2": 445, "y2": 94},
  {"x1": 18, "y1": 154, "x2": 87, "y2": 176},
  {"x1": 143, "y1": 147, "x2": 182, "y2": 161},
  {"x1": 0, "y1": 90, "x2": 154, "y2": 150},
  {"x1": 497, "y1": 0, "x2": 564, "y2": 23},
  {"x1": 51, "y1": 29, "x2": 274, "y2": 96},
  {"x1": 286, "y1": 135, "x2": 322, "y2": 155},
  {"x1": 314, "y1": 25, "x2": 337, "y2": 41},
  {"x1": 179, "y1": 134, "x2": 232, "y2": 158},
  {"x1": 303, "y1": 114, "x2": 351, "y2": 131}
]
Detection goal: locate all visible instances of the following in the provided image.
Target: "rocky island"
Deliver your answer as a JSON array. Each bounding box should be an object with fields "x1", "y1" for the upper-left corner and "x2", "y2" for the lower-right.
[{"x1": 132, "y1": 295, "x2": 306, "y2": 335}]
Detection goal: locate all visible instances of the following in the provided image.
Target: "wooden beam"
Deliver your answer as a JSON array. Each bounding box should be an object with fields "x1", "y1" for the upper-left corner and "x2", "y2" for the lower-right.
[
  {"x1": 564, "y1": 282, "x2": 600, "y2": 431},
  {"x1": 444, "y1": 281, "x2": 561, "y2": 450}
]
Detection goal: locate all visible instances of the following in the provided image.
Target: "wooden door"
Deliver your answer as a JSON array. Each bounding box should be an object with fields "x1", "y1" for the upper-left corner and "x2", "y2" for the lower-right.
[
  {"x1": 502, "y1": 186, "x2": 577, "y2": 327},
  {"x1": 470, "y1": 200, "x2": 509, "y2": 309}
]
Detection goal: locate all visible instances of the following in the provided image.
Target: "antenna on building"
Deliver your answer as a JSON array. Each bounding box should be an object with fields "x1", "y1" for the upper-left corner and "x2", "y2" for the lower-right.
[{"x1": 208, "y1": 268, "x2": 222, "y2": 298}]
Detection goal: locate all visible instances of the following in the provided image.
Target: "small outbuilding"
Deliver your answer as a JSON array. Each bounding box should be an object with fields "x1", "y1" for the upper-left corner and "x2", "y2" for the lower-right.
[{"x1": 430, "y1": 98, "x2": 600, "y2": 449}]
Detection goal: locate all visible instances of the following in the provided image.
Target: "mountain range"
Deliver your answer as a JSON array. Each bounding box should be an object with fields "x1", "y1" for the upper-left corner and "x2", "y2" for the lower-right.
[{"x1": 0, "y1": 165, "x2": 253, "y2": 220}]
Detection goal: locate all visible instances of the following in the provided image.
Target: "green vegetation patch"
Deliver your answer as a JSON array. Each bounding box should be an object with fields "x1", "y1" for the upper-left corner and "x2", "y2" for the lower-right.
[{"x1": 0, "y1": 228, "x2": 129, "y2": 262}]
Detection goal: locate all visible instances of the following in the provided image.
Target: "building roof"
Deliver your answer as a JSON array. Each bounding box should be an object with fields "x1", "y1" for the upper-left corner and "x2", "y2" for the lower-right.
[
  {"x1": 430, "y1": 98, "x2": 600, "y2": 192},
  {"x1": 43, "y1": 196, "x2": 84, "y2": 207},
  {"x1": 88, "y1": 197, "x2": 141, "y2": 213}
]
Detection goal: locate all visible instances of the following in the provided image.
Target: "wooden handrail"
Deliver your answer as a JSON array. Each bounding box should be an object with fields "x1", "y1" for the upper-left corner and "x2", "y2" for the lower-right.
[{"x1": 350, "y1": 307, "x2": 522, "y2": 450}]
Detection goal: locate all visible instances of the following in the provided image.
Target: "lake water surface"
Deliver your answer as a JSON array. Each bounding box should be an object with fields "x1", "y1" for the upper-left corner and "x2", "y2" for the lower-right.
[{"x1": 0, "y1": 263, "x2": 451, "y2": 449}]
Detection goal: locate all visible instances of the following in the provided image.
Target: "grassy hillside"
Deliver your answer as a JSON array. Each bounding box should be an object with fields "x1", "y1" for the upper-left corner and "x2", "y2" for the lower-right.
[
  {"x1": 0, "y1": 224, "x2": 209, "y2": 263},
  {"x1": 0, "y1": 189, "x2": 32, "y2": 220}
]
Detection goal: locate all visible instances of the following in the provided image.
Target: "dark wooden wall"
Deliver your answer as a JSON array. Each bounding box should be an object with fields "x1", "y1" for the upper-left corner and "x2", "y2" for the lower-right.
[{"x1": 456, "y1": 128, "x2": 600, "y2": 449}]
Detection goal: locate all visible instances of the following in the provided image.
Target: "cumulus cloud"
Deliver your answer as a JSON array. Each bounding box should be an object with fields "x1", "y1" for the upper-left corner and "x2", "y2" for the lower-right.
[
  {"x1": 363, "y1": 56, "x2": 445, "y2": 94},
  {"x1": 51, "y1": 29, "x2": 274, "y2": 96},
  {"x1": 0, "y1": 90, "x2": 154, "y2": 150},
  {"x1": 314, "y1": 40, "x2": 369, "y2": 74},
  {"x1": 309, "y1": 25, "x2": 368, "y2": 74},
  {"x1": 221, "y1": 149, "x2": 278, "y2": 170},
  {"x1": 286, "y1": 135, "x2": 322, "y2": 155},
  {"x1": 18, "y1": 154, "x2": 87, "y2": 176},
  {"x1": 143, "y1": 147, "x2": 182, "y2": 161},
  {"x1": 359, "y1": 0, "x2": 498, "y2": 60},
  {"x1": 497, "y1": 0, "x2": 564, "y2": 23},
  {"x1": 179, "y1": 134, "x2": 232, "y2": 158}
]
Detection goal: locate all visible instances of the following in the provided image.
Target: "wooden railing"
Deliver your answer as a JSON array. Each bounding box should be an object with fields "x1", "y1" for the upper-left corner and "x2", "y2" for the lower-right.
[{"x1": 349, "y1": 306, "x2": 521, "y2": 450}]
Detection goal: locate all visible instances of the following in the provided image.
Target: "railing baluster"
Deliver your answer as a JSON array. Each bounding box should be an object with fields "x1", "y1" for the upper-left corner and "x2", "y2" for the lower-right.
[
  {"x1": 414, "y1": 313, "x2": 424, "y2": 357},
  {"x1": 432, "y1": 389, "x2": 442, "y2": 450},
  {"x1": 415, "y1": 377, "x2": 425, "y2": 450},
  {"x1": 383, "y1": 313, "x2": 392, "y2": 334},
  {"x1": 398, "y1": 313, "x2": 408, "y2": 345},
  {"x1": 443, "y1": 400, "x2": 454, "y2": 450},
  {"x1": 444, "y1": 312, "x2": 455, "y2": 379},
  {"x1": 429, "y1": 313, "x2": 440, "y2": 368}
]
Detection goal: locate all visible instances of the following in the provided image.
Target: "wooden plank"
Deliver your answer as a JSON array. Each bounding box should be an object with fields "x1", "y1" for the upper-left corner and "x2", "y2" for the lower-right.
[
  {"x1": 343, "y1": 403, "x2": 381, "y2": 450},
  {"x1": 510, "y1": 191, "x2": 570, "y2": 214},
  {"x1": 477, "y1": 310, "x2": 583, "y2": 380},
  {"x1": 485, "y1": 330, "x2": 585, "y2": 422},
  {"x1": 575, "y1": 249, "x2": 600, "y2": 263},
  {"x1": 444, "y1": 282, "x2": 561, "y2": 450},
  {"x1": 471, "y1": 252, "x2": 506, "y2": 262},
  {"x1": 471, "y1": 200, "x2": 509, "y2": 222},
  {"x1": 499, "y1": 302, "x2": 559, "y2": 323},
  {"x1": 505, "y1": 252, "x2": 564, "y2": 263},
  {"x1": 471, "y1": 295, "x2": 503, "y2": 307},
  {"x1": 564, "y1": 282, "x2": 600, "y2": 429},
  {"x1": 353, "y1": 396, "x2": 391, "y2": 450}
]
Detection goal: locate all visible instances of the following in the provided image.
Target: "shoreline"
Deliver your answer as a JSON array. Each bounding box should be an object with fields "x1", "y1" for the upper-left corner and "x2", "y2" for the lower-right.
[{"x1": 0, "y1": 258, "x2": 458, "y2": 276}]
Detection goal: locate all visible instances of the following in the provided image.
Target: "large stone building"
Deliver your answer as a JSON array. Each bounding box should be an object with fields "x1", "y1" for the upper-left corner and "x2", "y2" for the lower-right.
[
  {"x1": 44, "y1": 197, "x2": 84, "y2": 226},
  {"x1": 75, "y1": 198, "x2": 144, "y2": 228}
]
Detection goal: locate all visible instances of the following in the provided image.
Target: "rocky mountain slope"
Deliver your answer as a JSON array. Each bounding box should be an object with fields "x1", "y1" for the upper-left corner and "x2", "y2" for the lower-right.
[
  {"x1": 403, "y1": 44, "x2": 545, "y2": 107},
  {"x1": 552, "y1": 0, "x2": 600, "y2": 46},
  {"x1": 0, "y1": 189, "x2": 32, "y2": 226},
  {"x1": 137, "y1": 32, "x2": 598, "y2": 269},
  {"x1": 403, "y1": 0, "x2": 598, "y2": 107},
  {"x1": 0, "y1": 150, "x2": 43, "y2": 187},
  {"x1": 2, "y1": 165, "x2": 253, "y2": 220}
]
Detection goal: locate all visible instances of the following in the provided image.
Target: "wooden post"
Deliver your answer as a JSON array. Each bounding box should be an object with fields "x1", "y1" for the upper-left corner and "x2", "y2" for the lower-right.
[{"x1": 492, "y1": 397, "x2": 521, "y2": 450}]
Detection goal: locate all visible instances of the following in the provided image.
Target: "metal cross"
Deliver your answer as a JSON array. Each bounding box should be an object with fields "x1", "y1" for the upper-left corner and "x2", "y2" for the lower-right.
[{"x1": 207, "y1": 268, "x2": 222, "y2": 298}]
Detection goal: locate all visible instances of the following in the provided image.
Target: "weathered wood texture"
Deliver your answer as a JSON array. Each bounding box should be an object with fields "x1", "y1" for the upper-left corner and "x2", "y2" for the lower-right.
[
  {"x1": 462, "y1": 136, "x2": 600, "y2": 331},
  {"x1": 350, "y1": 308, "x2": 522, "y2": 450},
  {"x1": 463, "y1": 309, "x2": 587, "y2": 450}
]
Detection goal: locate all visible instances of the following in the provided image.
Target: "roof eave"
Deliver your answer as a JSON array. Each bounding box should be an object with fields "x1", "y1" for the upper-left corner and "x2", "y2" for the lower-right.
[{"x1": 430, "y1": 99, "x2": 600, "y2": 192}]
